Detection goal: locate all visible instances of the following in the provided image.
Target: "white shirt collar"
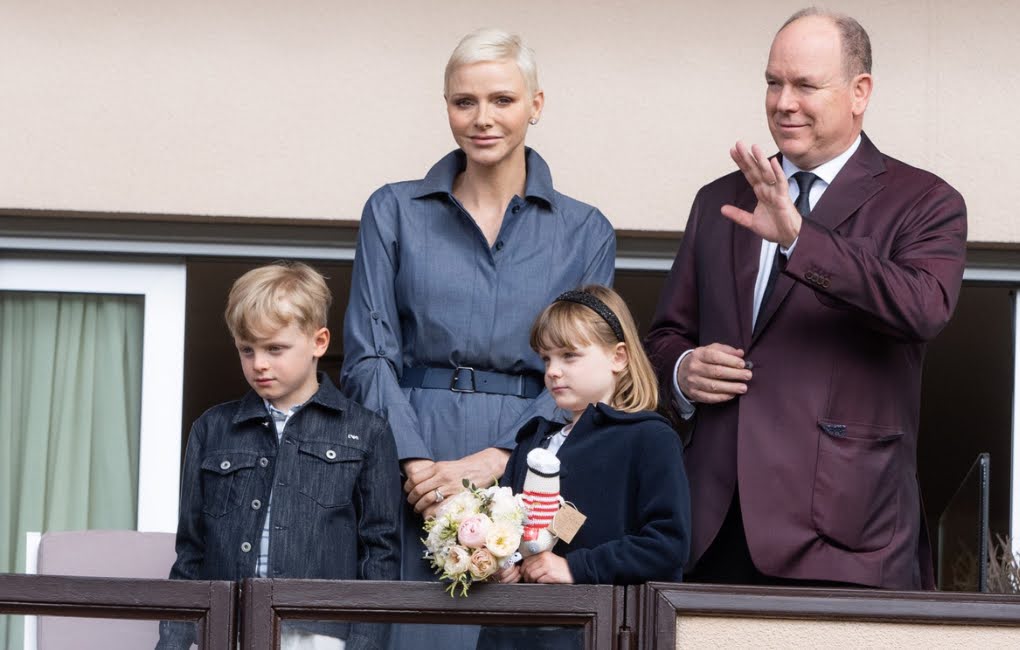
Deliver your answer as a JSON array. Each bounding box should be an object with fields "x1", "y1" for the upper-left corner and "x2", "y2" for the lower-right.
[
  {"x1": 263, "y1": 399, "x2": 302, "y2": 419},
  {"x1": 781, "y1": 134, "x2": 862, "y2": 186}
]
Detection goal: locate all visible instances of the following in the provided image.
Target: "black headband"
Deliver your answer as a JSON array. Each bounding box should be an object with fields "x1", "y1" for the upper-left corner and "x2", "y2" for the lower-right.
[{"x1": 554, "y1": 290, "x2": 625, "y2": 342}]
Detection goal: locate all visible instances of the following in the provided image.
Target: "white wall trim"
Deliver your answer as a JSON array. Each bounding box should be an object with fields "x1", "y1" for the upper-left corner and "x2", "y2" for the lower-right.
[
  {"x1": 0, "y1": 258, "x2": 186, "y2": 533},
  {"x1": 964, "y1": 268, "x2": 1020, "y2": 284},
  {"x1": 10, "y1": 235, "x2": 1020, "y2": 279},
  {"x1": 0, "y1": 236, "x2": 356, "y2": 262}
]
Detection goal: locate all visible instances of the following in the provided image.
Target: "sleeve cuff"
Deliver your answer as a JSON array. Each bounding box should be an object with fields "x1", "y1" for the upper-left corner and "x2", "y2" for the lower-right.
[
  {"x1": 671, "y1": 353, "x2": 696, "y2": 420},
  {"x1": 565, "y1": 550, "x2": 592, "y2": 584}
]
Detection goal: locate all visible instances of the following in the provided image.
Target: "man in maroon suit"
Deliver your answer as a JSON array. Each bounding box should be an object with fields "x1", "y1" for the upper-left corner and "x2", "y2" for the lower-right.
[{"x1": 645, "y1": 8, "x2": 966, "y2": 589}]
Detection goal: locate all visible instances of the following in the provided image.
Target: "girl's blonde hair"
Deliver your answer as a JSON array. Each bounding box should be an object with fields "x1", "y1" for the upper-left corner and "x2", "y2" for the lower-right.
[
  {"x1": 530, "y1": 285, "x2": 658, "y2": 413},
  {"x1": 225, "y1": 261, "x2": 332, "y2": 341}
]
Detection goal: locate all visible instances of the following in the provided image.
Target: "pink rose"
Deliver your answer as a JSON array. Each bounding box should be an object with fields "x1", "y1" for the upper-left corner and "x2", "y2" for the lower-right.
[
  {"x1": 457, "y1": 514, "x2": 492, "y2": 548},
  {"x1": 469, "y1": 548, "x2": 497, "y2": 580}
]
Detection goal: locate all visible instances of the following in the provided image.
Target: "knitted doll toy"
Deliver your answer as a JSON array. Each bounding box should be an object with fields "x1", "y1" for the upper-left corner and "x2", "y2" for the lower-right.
[{"x1": 519, "y1": 447, "x2": 562, "y2": 556}]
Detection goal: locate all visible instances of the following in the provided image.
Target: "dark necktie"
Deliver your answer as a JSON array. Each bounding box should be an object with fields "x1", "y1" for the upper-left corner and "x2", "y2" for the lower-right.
[
  {"x1": 792, "y1": 171, "x2": 818, "y2": 219},
  {"x1": 757, "y1": 171, "x2": 819, "y2": 318}
]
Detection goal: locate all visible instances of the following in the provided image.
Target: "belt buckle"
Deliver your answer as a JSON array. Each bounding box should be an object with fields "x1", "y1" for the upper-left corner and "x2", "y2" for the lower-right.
[{"x1": 450, "y1": 366, "x2": 476, "y2": 393}]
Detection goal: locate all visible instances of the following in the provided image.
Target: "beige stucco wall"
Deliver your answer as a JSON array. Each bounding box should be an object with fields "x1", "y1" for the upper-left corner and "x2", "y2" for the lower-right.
[
  {"x1": 1, "y1": 1, "x2": 1016, "y2": 241},
  {"x1": 677, "y1": 615, "x2": 1020, "y2": 648}
]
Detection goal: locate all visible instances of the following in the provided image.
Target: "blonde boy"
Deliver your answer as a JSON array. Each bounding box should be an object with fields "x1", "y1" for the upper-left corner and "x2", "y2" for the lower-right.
[{"x1": 159, "y1": 262, "x2": 399, "y2": 650}]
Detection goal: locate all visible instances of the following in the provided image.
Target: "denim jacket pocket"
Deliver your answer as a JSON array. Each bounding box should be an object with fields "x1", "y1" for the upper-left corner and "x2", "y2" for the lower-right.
[
  {"x1": 296, "y1": 441, "x2": 365, "y2": 508},
  {"x1": 200, "y1": 451, "x2": 258, "y2": 517}
]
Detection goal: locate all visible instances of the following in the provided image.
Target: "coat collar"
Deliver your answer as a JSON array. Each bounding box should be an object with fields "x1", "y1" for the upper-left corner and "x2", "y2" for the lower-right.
[
  {"x1": 514, "y1": 402, "x2": 669, "y2": 443},
  {"x1": 411, "y1": 147, "x2": 557, "y2": 208},
  {"x1": 232, "y1": 372, "x2": 346, "y2": 425}
]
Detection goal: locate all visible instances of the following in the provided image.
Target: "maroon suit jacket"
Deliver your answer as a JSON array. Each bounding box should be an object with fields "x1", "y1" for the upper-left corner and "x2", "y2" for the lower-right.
[{"x1": 645, "y1": 134, "x2": 967, "y2": 589}]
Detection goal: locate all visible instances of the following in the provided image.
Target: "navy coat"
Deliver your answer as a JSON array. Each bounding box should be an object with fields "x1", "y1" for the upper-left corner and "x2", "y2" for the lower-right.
[{"x1": 503, "y1": 403, "x2": 691, "y2": 584}]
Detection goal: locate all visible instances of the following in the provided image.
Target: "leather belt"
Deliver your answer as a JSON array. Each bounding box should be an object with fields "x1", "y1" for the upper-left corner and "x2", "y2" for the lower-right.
[{"x1": 399, "y1": 366, "x2": 544, "y2": 399}]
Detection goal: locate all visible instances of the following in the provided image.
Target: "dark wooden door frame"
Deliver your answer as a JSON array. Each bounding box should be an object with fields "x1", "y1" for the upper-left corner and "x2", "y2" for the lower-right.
[
  {"x1": 241, "y1": 579, "x2": 625, "y2": 649},
  {"x1": 0, "y1": 573, "x2": 236, "y2": 648}
]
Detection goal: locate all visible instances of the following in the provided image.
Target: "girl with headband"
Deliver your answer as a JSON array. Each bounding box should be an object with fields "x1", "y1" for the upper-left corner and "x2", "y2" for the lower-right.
[
  {"x1": 480, "y1": 285, "x2": 691, "y2": 646},
  {"x1": 489, "y1": 285, "x2": 689, "y2": 591}
]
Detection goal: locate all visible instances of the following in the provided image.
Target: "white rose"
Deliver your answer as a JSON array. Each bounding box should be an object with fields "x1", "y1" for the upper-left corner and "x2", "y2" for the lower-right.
[
  {"x1": 485, "y1": 520, "x2": 523, "y2": 559},
  {"x1": 488, "y1": 488, "x2": 524, "y2": 523},
  {"x1": 445, "y1": 545, "x2": 472, "y2": 575},
  {"x1": 439, "y1": 491, "x2": 481, "y2": 520},
  {"x1": 425, "y1": 523, "x2": 446, "y2": 554}
]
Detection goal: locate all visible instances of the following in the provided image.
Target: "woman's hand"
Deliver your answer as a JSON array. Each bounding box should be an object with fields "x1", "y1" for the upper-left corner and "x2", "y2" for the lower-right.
[
  {"x1": 404, "y1": 447, "x2": 511, "y2": 518},
  {"x1": 521, "y1": 552, "x2": 574, "y2": 584}
]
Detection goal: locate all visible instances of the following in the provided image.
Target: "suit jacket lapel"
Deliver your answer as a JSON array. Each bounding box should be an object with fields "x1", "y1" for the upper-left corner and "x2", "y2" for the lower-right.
[
  {"x1": 809, "y1": 134, "x2": 885, "y2": 233},
  {"x1": 731, "y1": 182, "x2": 761, "y2": 349},
  {"x1": 750, "y1": 134, "x2": 886, "y2": 344}
]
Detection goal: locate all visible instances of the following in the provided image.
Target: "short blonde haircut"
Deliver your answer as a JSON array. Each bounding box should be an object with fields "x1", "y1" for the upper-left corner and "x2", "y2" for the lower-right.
[
  {"x1": 224, "y1": 261, "x2": 332, "y2": 341},
  {"x1": 444, "y1": 28, "x2": 540, "y2": 97},
  {"x1": 530, "y1": 285, "x2": 659, "y2": 414}
]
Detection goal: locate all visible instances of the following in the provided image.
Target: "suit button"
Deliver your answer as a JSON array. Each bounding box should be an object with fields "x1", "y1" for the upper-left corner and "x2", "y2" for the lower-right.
[
  {"x1": 251, "y1": 499, "x2": 262, "y2": 510},
  {"x1": 259, "y1": 457, "x2": 269, "y2": 468},
  {"x1": 821, "y1": 278, "x2": 831, "y2": 288},
  {"x1": 241, "y1": 542, "x2": 252, "y2": 553}
]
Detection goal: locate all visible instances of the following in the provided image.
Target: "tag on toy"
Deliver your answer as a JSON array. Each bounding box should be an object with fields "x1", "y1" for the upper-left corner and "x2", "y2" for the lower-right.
[{"x1": 548, "y1": 502, "x2": 586, "y2": 543}]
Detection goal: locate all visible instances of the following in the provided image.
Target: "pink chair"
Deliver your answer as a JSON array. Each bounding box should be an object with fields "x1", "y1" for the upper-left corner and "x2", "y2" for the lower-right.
[{"x1": 35, "y1": 530, "x2": 179, "y2": 650}]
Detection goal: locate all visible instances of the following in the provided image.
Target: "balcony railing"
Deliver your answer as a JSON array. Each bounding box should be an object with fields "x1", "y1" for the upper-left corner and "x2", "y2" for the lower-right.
[{"x1": 3, "y1": 574, "x2": 1020, "y2": 649}]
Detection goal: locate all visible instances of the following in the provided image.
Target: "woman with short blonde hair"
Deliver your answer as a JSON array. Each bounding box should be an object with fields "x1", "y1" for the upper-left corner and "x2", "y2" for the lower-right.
[{"x1": 341, "y1": 27, "x2": 616, "y2": 650}]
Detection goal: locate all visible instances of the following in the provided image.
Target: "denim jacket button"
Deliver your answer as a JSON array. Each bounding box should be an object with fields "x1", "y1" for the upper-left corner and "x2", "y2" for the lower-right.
[
  {"x1": 240, "y1": 542, "x2": 252, "y2": 552},
  {"x1": 219, "y1": 460, "x2": 231, "y2": 471},
  {"x1": 251, "y1": 499, "x2": 262, "y2": 510},
  {"x1": 259, "y1": 457, "x2": 269, "y2": 468},
  {"x1": 325, "y1": 449, "x2": 337, "y2": 460}
]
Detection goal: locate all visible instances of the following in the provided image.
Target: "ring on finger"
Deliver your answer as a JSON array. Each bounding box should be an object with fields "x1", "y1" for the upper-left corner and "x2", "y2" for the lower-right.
[{"x1": 434, "y1": 488, "x2": 445, "y2": 503}]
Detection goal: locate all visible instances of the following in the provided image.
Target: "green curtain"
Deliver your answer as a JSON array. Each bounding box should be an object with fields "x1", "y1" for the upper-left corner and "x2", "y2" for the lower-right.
[{"x1": 0, "y1": 291, "x2": 143, "y2": 649}]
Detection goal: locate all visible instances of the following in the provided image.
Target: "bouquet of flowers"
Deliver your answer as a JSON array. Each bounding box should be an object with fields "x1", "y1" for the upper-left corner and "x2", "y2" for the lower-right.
[{"x1": 423, "y1": 479, "x2": 526, "y2": 596}]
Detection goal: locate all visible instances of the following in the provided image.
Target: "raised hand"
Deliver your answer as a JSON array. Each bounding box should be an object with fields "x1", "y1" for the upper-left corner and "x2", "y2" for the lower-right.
[{"x1": 720, "y1": 141, "x2": 802, "y2": 247}]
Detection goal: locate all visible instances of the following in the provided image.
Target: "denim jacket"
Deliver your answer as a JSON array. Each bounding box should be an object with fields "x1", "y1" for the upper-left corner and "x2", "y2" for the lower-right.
[{"x1": 158, "y1": 373, "x2": 400, "y2": 648}]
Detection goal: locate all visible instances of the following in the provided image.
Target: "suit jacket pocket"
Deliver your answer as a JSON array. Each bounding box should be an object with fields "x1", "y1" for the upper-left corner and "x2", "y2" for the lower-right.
[
  {"x1": 297, "y1": 441, "x2": 365, "y2": 508},
  {"x1": 811, "y1": 419, "x2": 903, "y2": 552}
]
